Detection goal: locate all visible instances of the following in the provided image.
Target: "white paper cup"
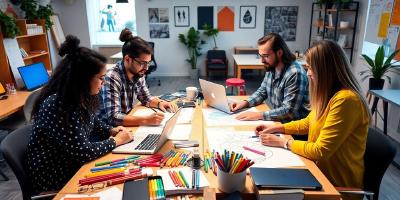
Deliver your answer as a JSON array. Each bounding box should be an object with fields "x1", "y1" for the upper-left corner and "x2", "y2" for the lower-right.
[
  {"x1": 186, "y1": 86, "x2": 198, "y2": 101},
  {"x1": 217, "y1": 167, "x2": 246, "y2": 193}
]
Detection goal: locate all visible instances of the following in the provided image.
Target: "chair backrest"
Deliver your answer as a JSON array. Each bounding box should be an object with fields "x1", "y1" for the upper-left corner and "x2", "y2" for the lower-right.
[
  {"x1": 0, "y1": 124, "x2": 33, "y2": 200},
  {"x1": 207, "y1": 50, "x2": 227, "y2": 60},
  {"x1": 23, "y1": 88, "x2": 42, "y2": 122},
  {"x1": 146, "y1": 41, "x2": 157, "y2": 74},
  {"x1": 364, "y1": 127, "x2": 397, "y2": 200}
]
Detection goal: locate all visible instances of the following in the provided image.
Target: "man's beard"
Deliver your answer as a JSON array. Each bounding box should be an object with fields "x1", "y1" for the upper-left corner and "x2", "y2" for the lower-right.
[
  {"x1": 263, "y1": 58, "x2": 279, "y2": 72},
  {"x1": 129, "y1": 66, "x2": 146, "y2": 79}
]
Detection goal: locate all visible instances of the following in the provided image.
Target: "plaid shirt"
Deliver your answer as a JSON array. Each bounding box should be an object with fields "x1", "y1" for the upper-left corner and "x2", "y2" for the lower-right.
[
  {"x1": 99, "y1": 61, "x2": 153, "y2": 125},
  {"x1": 247, "y1": 61, "x2": 310, "y2": 122}
]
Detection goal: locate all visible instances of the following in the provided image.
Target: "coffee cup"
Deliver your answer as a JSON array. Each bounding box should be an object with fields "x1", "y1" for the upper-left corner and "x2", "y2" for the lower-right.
[{"x1": 186, "y1": 87, "x2": 198, "y2": 101}]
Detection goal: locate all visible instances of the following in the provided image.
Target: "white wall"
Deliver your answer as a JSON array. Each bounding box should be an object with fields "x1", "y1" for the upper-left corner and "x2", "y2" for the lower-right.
[{"x1": 134, "y1": 0, "x2": 312, "y2": 76}]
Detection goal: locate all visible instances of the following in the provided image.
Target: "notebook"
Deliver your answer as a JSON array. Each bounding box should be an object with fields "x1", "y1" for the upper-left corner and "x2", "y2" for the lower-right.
[
  {"x1": 122, "y1": 178, "x2": 149, "y2": 200},
  {"x1": 156, "y1": 167, "x2": 209, "y2": 195},
  {"x1": 250, "y1": 168, "x2": 322, "y2": 190}
]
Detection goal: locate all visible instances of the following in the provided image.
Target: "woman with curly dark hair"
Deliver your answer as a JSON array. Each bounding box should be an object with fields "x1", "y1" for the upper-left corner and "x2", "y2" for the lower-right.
[{"x1": 26, "y1": 35, "x2": 133, "y2": 193}]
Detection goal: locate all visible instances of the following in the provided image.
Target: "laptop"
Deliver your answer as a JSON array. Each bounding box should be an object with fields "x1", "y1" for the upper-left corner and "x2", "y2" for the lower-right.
[
  {"x1": 250, "y1": 168, "x2": 322, "y2": 190},
  {"x1": 199, "y1": 79, "x2": 244, "y2": 114},
  {"x1": 112, "y1": 108, "x2": 181, "y2": 154},
  {"x1": 17, "y1": 62, "x2": 49, "y2": 91}
]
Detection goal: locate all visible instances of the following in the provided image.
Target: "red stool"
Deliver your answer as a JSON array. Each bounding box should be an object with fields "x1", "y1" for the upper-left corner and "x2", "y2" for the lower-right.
[{"x1": 225, "y1": 78, "x2": 246, "y2": 96}]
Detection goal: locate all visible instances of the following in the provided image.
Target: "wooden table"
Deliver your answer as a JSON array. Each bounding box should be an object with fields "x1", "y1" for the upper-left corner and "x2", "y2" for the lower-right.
[
  {"x1": 0, "y1": 91, "x2": 30, "y2": 121},
  {"x1": 54, "y1": 97, "x2": 340, "y2": 200},
  {"x1": 232, "y1": 54, "x2": 264, "y2": 79}
]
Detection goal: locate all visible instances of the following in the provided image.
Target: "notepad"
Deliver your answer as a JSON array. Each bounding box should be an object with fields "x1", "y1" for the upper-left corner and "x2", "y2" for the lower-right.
[
  {"x1": 156, "y1": 167, "x2": 209, "y2": 195},
  {"x1": 250, "y1": 168, "x2": 322, "y2": 190}
]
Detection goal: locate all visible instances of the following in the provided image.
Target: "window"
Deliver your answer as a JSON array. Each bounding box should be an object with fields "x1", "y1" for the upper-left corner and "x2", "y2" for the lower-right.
[{"x1": 86, "y1": 0, "x2": 137, "y2": 46}]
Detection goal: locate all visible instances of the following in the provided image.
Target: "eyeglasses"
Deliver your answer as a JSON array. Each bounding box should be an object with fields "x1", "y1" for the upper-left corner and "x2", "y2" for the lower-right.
[
  {"x1": 78, "y1": 182, "x2": 106, "y2": 193},
  {"x1": 258, "y1": 53, "x2": 272, "y2": 60},
  {"x1": 131, "y1": 57, "x2": 153, "y2": 69}
]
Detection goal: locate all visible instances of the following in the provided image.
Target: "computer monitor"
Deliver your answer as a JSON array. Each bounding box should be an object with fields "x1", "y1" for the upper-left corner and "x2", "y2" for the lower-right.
[{"x1": 17, "y1": 62, "x2": 49, "y2": 91}]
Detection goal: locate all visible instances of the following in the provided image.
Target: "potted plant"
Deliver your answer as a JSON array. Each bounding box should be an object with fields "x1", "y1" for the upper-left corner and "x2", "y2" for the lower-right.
[
  {"x1": 20, "y1": 0, "x2": 54, "y2": 30},
  {"x1": 0, "y1": 11, "x2": 20, "y2": 38},
  {"x1": 178, "y1": 27, "x2": 205, "y2": 79},
  {"x1": 203, "y1": 24, "x2": 219, "y2": 50},
  {"x1": 360, "y1": 46, "x2": 400, "y2": 90}
]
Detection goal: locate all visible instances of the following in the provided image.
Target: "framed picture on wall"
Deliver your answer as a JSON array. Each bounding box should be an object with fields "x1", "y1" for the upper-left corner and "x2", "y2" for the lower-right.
[
  {"x1": 174, "y1": 6, "x2": 189, "y2": 27},
  {"x1": 239, "y1": 6, "x2": 256, "y2": 29}
]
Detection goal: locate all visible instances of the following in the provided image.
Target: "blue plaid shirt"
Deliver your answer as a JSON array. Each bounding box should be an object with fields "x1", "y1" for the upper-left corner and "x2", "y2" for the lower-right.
[
  {"x1": 99, "y1": 61, "x2": 153, "y2": 126},
  {"x1": 247, "y1": 61, "x2": 310, "y2": 122}
]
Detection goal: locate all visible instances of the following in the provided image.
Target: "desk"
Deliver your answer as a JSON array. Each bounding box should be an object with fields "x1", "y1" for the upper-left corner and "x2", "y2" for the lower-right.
[
  {"x1": 232, "y1": 54, "x2": 264, "y2": 79},
  {"x1": 233, "y1": 47, "x2": 258, "y2": 54},
  {"x1": 0, "y1": 91, "x2": 30, "y2": 121},
  {"x1": 54, "y1": 97, "x2": 340, "y2": 200},
  {"x1": 370, "y1": 90, "x2": 400, "y2": 135}
]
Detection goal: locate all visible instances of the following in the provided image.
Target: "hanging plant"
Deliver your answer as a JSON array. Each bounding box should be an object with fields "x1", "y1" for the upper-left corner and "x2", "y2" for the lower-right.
[
  {"x1": 0, "y1": 11, "x2": 21, "y2": 38},
  {"x1": 20, "y1": 0, "x2": 54, "y2": 30}
]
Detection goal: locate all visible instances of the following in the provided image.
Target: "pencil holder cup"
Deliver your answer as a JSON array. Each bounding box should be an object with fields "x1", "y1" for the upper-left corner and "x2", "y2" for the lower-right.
[{"x1": 217, "y1": 167, "x2": 246, "y2": 193}]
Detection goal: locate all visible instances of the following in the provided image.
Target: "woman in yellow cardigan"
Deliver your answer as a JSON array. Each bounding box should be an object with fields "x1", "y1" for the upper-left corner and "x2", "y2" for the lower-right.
[{"x1": 255, "y1": 40, "x2": 370, "y2": 189}]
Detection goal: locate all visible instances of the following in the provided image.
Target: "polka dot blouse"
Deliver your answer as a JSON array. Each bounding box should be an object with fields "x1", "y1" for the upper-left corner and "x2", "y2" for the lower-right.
[{"x1": 26, "y1": 94, "x2": 116, "y2": 193}]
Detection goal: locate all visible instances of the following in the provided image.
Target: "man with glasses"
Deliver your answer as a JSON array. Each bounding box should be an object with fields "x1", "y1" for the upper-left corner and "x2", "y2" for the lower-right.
[
  {"x1": 99, "y1": 28, "x2": 177, "y2": 126},
  {"x1": 230, "y1": 33, "x2": 309, "y2": 128}
]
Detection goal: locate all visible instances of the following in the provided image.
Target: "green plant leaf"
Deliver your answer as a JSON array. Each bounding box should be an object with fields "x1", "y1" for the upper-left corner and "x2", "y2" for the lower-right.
[
  {"x1": 361, "y1": 54, "x2": 375, "y2": 68},
  {"x1": 383, "y1": 49, "x2": 400, "y2": 66},
  {"x1": 374, "y1": 46, "x2": 384, "y2": 70}
]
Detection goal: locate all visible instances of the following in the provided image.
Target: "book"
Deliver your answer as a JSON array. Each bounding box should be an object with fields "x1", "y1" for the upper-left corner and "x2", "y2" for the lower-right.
[{"x1": 156, "y1": 167, "x2": 209, "y2": 195}]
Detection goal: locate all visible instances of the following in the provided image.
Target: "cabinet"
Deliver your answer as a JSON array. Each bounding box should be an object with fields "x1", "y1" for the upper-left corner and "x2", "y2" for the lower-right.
[
  {"x1": 308, "y1": 2, "x2": 359, "y2": 62},
  {"x1": 0, "y1": 19, "x2": 51, "y2": 85}
]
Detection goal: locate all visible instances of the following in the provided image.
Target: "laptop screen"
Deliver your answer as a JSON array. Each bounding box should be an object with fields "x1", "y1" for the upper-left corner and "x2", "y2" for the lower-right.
[{"x1": 18, "y1": 62, "x2": 49, "y2": 91}]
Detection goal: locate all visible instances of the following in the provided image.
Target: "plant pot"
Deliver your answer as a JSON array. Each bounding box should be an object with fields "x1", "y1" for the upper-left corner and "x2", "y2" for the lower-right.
[
  {"x1": 189, "y1": 68, "x2": 199, "y2": 79},
  {"x1": 368, "y1": 78, "x2": 385, "y2": 90}
]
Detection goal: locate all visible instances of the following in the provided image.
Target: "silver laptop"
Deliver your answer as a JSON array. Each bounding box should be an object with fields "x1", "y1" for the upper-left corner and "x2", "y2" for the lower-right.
[
  {"x1": 199, "y1": 79, "x2": 244, "y2": 114},
  {"x1": 112, "y1": 108, "x2": 181, "y2": 154}
]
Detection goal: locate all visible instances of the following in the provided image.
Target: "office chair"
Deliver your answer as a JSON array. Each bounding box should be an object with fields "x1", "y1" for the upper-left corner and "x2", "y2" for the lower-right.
[
  {"x1": 205, "y1": 50, "x2": 228, "y2": 78},
  {"x1": 0, "y1": 124, "x2": 57, "y2": 200},
  {"x1": 0, "y1": 130, "x2": 9, "y2": 181},
  {"x1": 337, "y1": 127, "x2": 397, "y2": 200},
  {"x1": 23, "y1": 88, "x2": 42, "y2": 123},
  {"x1": 145, "y1": 41, "x2": 161, "y2": 87}
]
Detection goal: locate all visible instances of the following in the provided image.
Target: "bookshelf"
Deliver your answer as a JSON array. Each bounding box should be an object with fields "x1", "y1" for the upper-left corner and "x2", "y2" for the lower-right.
[
  {"x1": 308, "y1": 2, "x2": 359, "y2": 62},
  {"x1": 0, "y1": 19, "x2": 51, "y2": 85}
]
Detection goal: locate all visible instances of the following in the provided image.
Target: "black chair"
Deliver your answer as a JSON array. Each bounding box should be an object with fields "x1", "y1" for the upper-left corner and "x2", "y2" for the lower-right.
[
  {"x1": 205, "y1": 50, "x2": 228, "y2": 78},
  {"x1": 0, "y1": 124, "x2": 56, "y2": 200},
  {"x1": 23, "y1": 88, "x2": 41, "y2": 123},
  {"x1": 338, "y1": 127, "x2": 397, "y2": 200},
  {"x1": 0, "y1": 130, "x2": 9, "y2": 181},
  {"x1": 145, "y1": 41, "x2": 160, "y2": 87}
]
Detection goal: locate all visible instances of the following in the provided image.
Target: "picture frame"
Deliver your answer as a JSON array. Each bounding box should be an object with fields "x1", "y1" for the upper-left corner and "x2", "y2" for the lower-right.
[
  {"x1": 50, "y1": 14, "x2": 65, "y2": 49},
  {"x1": 174, "y1": 6, "x2": 190, "y2": 27},
  {"x1": 239, "y1": 6, "x2": 256, "y2": 29}
]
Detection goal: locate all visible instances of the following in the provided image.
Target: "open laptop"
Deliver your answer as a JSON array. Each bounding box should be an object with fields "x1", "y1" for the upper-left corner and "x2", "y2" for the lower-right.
[
  {"x1": 17, "y1": 62, "x2": 49, "y2": 91},
  {"x1": 112, "y1": 108, "x2": 181, "y2": 154},
  {"x1": 199, "y1": 79, "x2": 244, "y2": 114}
]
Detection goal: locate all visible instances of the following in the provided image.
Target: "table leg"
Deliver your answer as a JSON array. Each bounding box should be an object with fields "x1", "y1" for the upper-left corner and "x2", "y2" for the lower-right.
[
  {"x1": 371, "y1": 97, "x2": 379, "y2": 115},
  {"x1": 383, "y1": 100, "x2": 388, "y2": 135},
  {"x1": 234, "y1": 61, "x2": 237, "y2": 78},
  {"x1": 238, "y1": 66, "x2": 242, "y2": 79}
]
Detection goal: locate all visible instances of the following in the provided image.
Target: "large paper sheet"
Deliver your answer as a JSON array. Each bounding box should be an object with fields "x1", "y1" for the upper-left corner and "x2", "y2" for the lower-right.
[
  {"x1": 3, "y1": 38, "x2": 25, "y2": 88},
  {"x1": 131, "y1": 107, "x2": 194, "y2": 125},
  {"x1": 206, "y1": 127, "x2": 305, "y2": 168},
  {"x1": 202, "y1": 107, "x2": 275, "y2": 126},
  {"x1": 61, "y1": 186, "x2": 122, "y2": 200}
]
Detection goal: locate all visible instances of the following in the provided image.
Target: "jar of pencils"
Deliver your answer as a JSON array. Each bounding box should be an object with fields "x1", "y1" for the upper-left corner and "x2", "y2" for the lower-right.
[
  {"x1": 214, "y1": 150, "x2": 253, "y2": 193},
  {"x1": 217, "y1": 167, "x2": 246, "y2": 193}
]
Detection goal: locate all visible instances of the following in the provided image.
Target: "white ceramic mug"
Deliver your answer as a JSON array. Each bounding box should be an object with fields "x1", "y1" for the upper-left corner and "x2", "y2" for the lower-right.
[{"x1": 186, "y1": 86, "x2": 198, "y2": 101}]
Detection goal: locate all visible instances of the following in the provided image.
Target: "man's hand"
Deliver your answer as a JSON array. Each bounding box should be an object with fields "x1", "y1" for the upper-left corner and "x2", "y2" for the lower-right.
[
  {"x1": 235, "y1": 111, "x2": 263, "y2": 121},
  {"x1": 229, "y1": 100, "x2": 249, "y2": 112},
  {"x1": 158, "y1": 101, "x2": 178, "y2": 112},
  {"x1": 143, "y1": 112, "x2": 165, "y2": 126}
]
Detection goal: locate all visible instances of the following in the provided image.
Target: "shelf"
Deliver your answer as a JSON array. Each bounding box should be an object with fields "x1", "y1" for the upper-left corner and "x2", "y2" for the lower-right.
[
  {"x1": 23, "y1": 52, "x2": 48, "y2": 60},
  {"x1": 325, "y1": 26, "x2": 354, "y2": 30},
  {"x1": 16, "y1": 33, "x2": 46, "y2": 39}
]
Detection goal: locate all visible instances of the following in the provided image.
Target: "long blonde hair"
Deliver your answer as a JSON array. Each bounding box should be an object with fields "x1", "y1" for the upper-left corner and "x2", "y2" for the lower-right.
[{"x1": 305, "y1": 40, "x2": 370, "y2": 119}]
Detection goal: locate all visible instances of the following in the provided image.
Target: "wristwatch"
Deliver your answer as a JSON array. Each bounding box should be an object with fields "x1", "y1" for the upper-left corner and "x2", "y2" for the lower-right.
[{"x1": 284, "y1": 139, "x2": 293, "y2": 150}]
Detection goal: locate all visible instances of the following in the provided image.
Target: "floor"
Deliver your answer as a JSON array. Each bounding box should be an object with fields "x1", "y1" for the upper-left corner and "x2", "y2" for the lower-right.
[{"x1": 1, "y1": 74, "x2": 400, "y2": 200}]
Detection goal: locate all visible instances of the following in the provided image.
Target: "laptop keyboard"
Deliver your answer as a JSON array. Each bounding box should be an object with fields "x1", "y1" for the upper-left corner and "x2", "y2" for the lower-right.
[{"x1": 134, "y1": 134, "x2": 160, "y2": 150}]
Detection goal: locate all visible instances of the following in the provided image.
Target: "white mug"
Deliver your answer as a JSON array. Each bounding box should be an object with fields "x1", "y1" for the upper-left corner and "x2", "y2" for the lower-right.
[{"x1": 186, "y1": 86, "x2": 198, "y2": 101}]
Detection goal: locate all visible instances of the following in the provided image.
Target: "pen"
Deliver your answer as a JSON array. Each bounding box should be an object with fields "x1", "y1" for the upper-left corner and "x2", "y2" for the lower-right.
[
  {"x1": 90, "y1": 164, "x2": 128, "y2": 172},
  {"x1": 243, "y1": 146, "x2": 266, "y2": 156}
]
